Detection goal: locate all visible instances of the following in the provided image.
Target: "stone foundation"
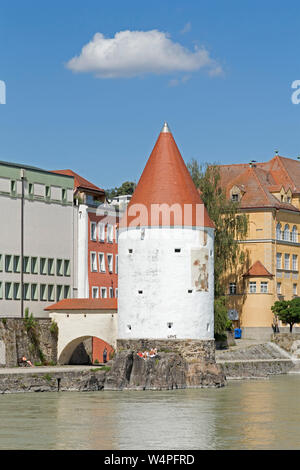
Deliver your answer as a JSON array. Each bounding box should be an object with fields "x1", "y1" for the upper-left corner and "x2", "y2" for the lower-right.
[
  {"x1": 117, "y1": 338, "x2": 216, "y2": 362},
  {"x1": 104, "y1": 338, "x2": 225, "y2": 390}
]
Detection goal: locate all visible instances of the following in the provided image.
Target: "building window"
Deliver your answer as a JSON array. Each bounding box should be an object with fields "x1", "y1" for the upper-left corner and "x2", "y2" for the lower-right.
[
  {"x1": 57, "y1": 259, "x2": 63, "y2": 276},
  {"x1": 48, "y1": 285, "x2": 55, "y2": 302},
  {"x1": 276, "y1": 253, "x2": 282, "y2": 269},
  {"x1": 62, "y1": 188, "x2": 66, "y2": 202},
  {"x1": 107, "y1": 225, "x2": 113, "y2": 243},
  {"x1": 116, "y1": 227, "x2": 119, "y2": 243},
  {"x1": 260, "y1": 282, "x2": 268, "y2": 293},
  {"x1": 91, "y1": 222, "x2": 97, "y2": 241},
  {"x1": 293, "y1": 284, "x2": 298, "y2": 296},
  {"x1": 28, "y1": 183, "x2": 33, "y2": 196},
  {"x1": 284, "y1": 254, "x2": 290, "y2": 270},
  {"x1": 107, "y1": 254, "x2": 113, "y2": 273},
  {"x1": 13, "y1": 283, "x2": 20, "y2": 300},
  {"x1": 23, "y1": 283, "x2": 30, "y2": 300},
  {"x1": 5, "y1": 282, "x2": 12, "y2": 300},
  {"x1": 276, "y1": 223, "x2": 281, "y2": 240},
  {"x1": 284, "y1": 224, "x2": 290, "y2": 241},
  {"x1": 23, "y1": 256, "x2": 30, "y2": 273},
  {"x1": 45, "y1": 186, "x2": 50, "y2": 198},
  {"x1": 31, "y1": 284, "x2": 38, "y2": 301},
  {"x1": 231, "y1": 194, "x2": 239, "y2": 202},
  {"x1": 48, "y1": 258, "x2": 54, "y2": 276},
  {"x1": 40, "y1": 258, "x2": 47, "y2": 275},
  {"x1": 0, "y1": 254, "x2": 2, "y2": 272},
  {"x1": 292, "y1": 226, "x2": 298, "y2": 243},
  {"x1": 40, "y1": 284, "x2": 47, "y2": 301},
  {"x1": 292, "y1": 255, "x2": 298, "y2": 271},
  {"x1": 99, "y1": 223, "x2": 105, "y2": 242},
  {"x1": 5, "y1": 255, "x2": 12, "y2": 272},
  {"x1": 64, "y1": 286, "x2": 70, "y2": 299},
  {"x1": 31, "y1": 257, "x2": 38, "y2": 274},
  {"x1": 92, "y1": 287, "x2": 99, "y2": 299},
  {"x1": 115, "y1": 255, "x2": 118, "y2": 274},
  {"x1": 109, "y1": 287, "x2": 114, "y2": 298},
  {"x1": 115, "y1": 288, "x2": 118, "y2": 298},
  {"x1": 56, "y1": 285, "x2": 63, "y2": 302},
  {"x1": 64, "y1": 259, "x2": 70, "y2": 276},
  {"x1": 249, "y1": 282, "x2": 256, "y2": 293},
  {"x1": 91, "y1": 252, "x2": 97, "y2": 272},
  {"x1": 229, "y1": 283, "x2": 237, "y2": 295},
  {"x1": 11, "y1": 180, "x2": 16, "y2": 195},
  {"x1": 276, "y1": 282, "x2": 281, "y2": 294},
  {"x1": 101, "y1": 287, "x2": 107, "y2": 298},
  {"x1": 98, "y1": 253, "x2": 105, "y2": 272},
  {"x1": 0, "y1": 282, "x2": 2, "y2": 299},
  {"x1": 13, "y1": 255, "x2": 20, "y2": 273}
]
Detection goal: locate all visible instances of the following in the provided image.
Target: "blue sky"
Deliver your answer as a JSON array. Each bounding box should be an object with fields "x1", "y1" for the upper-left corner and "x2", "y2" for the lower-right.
[{"x1": 1, "y1": 0, "x2": 300, "y2": 189}]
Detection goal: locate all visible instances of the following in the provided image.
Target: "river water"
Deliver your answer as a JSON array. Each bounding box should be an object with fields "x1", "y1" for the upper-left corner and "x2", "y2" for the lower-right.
[{"x1": 0, "y1": 374, "x2": 300, "y2": 450}]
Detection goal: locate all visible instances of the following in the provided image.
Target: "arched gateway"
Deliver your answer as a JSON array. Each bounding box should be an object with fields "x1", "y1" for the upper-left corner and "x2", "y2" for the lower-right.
[{"x1": 44, "y1": 298, "x2": 117, "y2": 364}]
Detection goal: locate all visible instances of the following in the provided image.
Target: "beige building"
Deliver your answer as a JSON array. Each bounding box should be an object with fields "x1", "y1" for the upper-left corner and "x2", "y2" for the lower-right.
[{"x1": 219, "y1": 155, "x2": 300, "y2": 339}]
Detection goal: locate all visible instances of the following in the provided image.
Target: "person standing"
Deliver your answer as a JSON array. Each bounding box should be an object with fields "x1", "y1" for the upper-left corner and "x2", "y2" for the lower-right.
[{"x1": 103, "y1": 347, "x2": 107, "y2": 364}]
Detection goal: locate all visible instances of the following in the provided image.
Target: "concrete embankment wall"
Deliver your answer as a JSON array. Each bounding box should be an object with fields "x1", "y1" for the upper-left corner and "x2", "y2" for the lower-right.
[
  {"x1": 0, "y1": 368, "x2": 107, "y2": 394},
  {"x1": 216, "y1": 341, "x2": 295, "y2": 378},
  {"x1": 218, "y1": 359, "x2": 294, "y2": 379}
]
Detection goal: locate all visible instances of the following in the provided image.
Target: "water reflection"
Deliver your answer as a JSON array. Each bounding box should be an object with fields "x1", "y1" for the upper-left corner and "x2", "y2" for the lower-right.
[{"x1": 0, "y1": 375, "x2": 300, "y2": 450}]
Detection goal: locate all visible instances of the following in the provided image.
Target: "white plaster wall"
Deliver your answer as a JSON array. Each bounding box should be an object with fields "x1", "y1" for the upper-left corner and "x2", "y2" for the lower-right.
[
  {"x1": 118, "y1": 227, "x2": 214, "y2": 340},
  {"x1": 50, "y1": 311, "x2": 118, "y2": 363},
  {"x1": 77, "y1": 204, "x2": 89, "y2": 298}
]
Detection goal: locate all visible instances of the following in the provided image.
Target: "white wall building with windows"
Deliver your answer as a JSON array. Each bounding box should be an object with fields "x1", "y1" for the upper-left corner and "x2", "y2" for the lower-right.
[{"x1": 0, "y1": 161, "x2": 75, "y2": 318}]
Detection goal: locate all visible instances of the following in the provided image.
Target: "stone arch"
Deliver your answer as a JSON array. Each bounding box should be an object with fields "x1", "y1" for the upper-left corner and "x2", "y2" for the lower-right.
[{"x1": 58, "y1": 336, "x2": 114, "y2": 365}]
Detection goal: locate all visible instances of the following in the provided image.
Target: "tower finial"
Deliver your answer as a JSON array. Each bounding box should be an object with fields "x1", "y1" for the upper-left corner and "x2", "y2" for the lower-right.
[{"x1": 161, "y1": 122, "x2": 171, "y2": 133}]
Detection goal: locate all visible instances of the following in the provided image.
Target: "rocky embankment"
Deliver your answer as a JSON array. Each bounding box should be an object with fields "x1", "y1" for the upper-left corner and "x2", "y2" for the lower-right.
[{"x1": 104, "y1": 350, "x2": 225, "y2": 390}]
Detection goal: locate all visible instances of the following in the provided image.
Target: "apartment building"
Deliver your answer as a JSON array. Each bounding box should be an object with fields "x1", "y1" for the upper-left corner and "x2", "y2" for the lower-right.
[
  {"x1": 0, "y1": 161, "x2": 75, "y2": 317},
  {"x1": 219, "y1": 155, "x2": 300, "y2": 338},
  {"x1": 53, "y1": 170, "x2": 123, "y2": 301}
]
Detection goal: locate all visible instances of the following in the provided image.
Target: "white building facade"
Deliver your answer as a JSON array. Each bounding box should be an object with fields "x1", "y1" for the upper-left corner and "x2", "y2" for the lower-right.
[{"x1": 0, "y1": 161, "x2": 75, "y2": 318}]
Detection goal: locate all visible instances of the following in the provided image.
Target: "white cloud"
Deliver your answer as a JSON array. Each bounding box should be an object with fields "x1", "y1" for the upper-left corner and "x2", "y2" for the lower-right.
[
  {"x1": 66, "y1": 29, "x2": 222, "y2": 79},
  {"x1": 180, "y1": 22, "x2": 192, "y2": 34}
]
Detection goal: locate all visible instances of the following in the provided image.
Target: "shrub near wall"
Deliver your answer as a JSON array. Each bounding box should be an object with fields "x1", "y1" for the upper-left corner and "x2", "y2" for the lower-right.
[{"x1": 0, "y1": 317, "x2": 57, "y2": 367}]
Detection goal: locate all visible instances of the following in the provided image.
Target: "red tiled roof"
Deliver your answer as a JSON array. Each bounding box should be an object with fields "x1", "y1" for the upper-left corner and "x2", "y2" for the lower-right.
[
  {"x1": 219, "y1": 155, "x2": 300, "y2": 212},
  {"x1": 52, "y1": 169, "x2": 105, "y2": 194},
  {"x1": 120, "y1": 124, "x2": 214, "y2": 229},
  {"x1": 44, "y1": 298, "x2": 117, "y2": 311},
  {"x1": 243, "y1": 261, "x2": 273, "y2": 277}
]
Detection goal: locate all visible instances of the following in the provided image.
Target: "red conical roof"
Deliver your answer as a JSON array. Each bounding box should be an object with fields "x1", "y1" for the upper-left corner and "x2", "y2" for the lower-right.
[{"x1": 120, "y1": 123, "x2": 214, "y2": 229}]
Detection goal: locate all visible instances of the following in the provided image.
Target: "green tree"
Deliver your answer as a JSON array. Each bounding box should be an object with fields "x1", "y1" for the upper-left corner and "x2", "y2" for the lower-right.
[
  {"x1": 214, "y1": 296, "x2": 228, "y2": 339},
  {"x1": 187, "y1": 160, "x2": 248, "y2": 297},
  {"x1": 271, "y1": 298, "x2": 300, "y2": 333},
  {"x1": 106, "y1": 181, "x2": 136, "y2": 200}
]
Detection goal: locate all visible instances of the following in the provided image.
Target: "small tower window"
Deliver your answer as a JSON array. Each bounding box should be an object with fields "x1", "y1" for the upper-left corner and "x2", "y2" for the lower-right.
[
  {"x1": 128, "y1": 249, "x2": 133, "y2": 254},
  {"x1": 141, "y1": 228, "x2": 145, "y2": 240},
  {"x1": 167, "y1": 322, "x2": 173, "y2": 329},
  {"x1": 188, "y1": 289, "x2": 193, "y2": 294},
  {"x1": 127, "y1": 324, "x2": 132, "y2": 331},
  {"x1": 174, "y1": 248, "x2": 181, "y2": 253},
  {"x1": 231, "y1": 194, "x2": 239, "y2": 202},
  {"x1": 138, "y1": 290, "x2": 143, "y2": 294}
]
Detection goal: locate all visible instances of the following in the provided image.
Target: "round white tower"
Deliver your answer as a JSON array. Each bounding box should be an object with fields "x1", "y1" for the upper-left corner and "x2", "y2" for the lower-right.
[{"x1": 118, "y1": 123, "x2": 215, "y2": 342}]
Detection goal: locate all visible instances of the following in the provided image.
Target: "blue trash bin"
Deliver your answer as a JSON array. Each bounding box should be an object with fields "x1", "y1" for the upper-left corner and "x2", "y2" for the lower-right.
[{"x1": 234, "y1": 328, "x2": 242, "y2": 339}]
